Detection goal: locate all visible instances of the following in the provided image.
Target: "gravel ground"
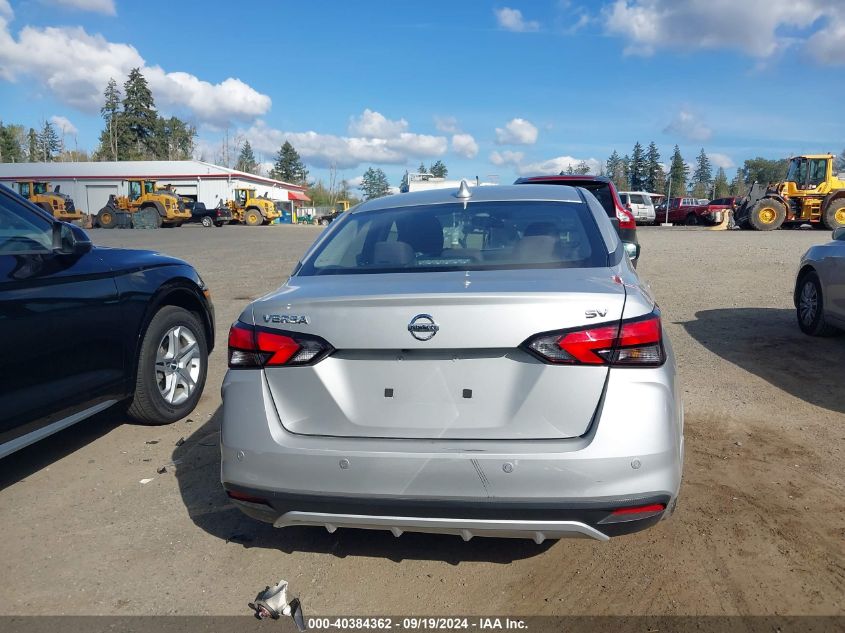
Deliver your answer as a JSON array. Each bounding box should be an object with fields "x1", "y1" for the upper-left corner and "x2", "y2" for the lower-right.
[{"x1": 1, "y1": 223, "x2": 843, "y2": 617}]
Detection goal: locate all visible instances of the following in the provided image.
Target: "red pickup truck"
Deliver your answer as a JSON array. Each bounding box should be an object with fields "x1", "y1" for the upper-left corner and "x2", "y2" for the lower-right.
[{"x1": 667, "y1": 196, "x2": 736, "y2": 225}]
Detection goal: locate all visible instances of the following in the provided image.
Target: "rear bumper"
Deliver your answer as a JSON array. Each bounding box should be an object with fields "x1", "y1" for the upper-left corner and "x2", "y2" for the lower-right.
[
  {"x1": 220, "y1": 350, "x2": 683, "y2": 541},
  {"x1": 223, "y1": 486, "x2": 671, "y2": 541}
]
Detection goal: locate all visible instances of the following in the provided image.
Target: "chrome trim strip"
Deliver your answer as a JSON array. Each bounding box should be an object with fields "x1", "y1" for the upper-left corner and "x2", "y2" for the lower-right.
[
  {"x1": 274, "y1": 511, "x2": 610, "y2": 543},
  {"x1": 0, "y1": 399, "x2": 117, "y2": 459}
]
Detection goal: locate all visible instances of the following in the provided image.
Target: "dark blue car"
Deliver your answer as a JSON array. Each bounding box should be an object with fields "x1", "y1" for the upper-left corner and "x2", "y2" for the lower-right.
[{"x1": 0, "y1": 184, "x2": 214, "y2": 458}]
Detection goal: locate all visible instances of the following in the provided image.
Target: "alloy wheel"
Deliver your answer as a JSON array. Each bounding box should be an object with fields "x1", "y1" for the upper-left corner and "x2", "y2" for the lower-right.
[
  {"x1": 798, "y1": 280, "x2": 818, "y2": 326},
  {"x1": 154, "y1": 325, "x2": 201, "y2": 405}
]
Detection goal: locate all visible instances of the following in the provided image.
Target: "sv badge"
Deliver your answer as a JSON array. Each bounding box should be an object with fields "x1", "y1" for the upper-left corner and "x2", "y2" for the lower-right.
[{"x1": 585, "y1": 309, "x2": 607, "y2": 319}]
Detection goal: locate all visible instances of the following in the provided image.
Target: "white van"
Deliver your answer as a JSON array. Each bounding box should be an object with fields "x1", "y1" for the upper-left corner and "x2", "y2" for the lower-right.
[{"x1": 618, "y1": 191, "x2": 656, "y2": 225}]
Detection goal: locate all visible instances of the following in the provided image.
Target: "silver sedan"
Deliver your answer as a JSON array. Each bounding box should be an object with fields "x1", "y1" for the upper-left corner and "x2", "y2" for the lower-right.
[
  {"x1": 795, "y1": 227, "x2": 845, "y2": 336},
  {"x1": 220, "y1": 183, "x2": 684, "y2": 542}
]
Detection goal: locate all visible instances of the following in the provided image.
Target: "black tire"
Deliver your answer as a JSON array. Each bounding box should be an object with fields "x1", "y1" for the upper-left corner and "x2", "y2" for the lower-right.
[
  {"x1": 201, "y1": 216, "x2": 213, "y2": 227},
  {"x1": 685, "y1": 213, "x2": 698, "y2": 226},
  {"x1": 796, "y1": 271, "x2": 839, "y2": 337},
  {"x1": 97, "y1": 208, "x2": 117, "y2": 229},
  {"x1": 214, "y1": 221, "x2": 224, "y2": 227},
  {"x1": 127, "y1": 306, "x2": 208, "y2": 425},
  {"x1": 822, "y1": 199, "x2": 845, "y2": 231},
  {"x1": 748, "y1": 198, "x2": 786, "y2": 231},
  {"x1": 319, "y1": 218, "x2": 329, "y2": 226},
  {"x1": 244, "y1": 209, "x2": 263, "y2": 226}
]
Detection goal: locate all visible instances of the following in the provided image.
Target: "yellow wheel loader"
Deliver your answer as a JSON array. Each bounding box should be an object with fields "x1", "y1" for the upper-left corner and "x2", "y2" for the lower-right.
[
  {"x1": 95, "y1": 179, "x2": 191, "y2": 229},
  {"x1": 226, "y1": 188, "x2": 280, "y2": 226},
  {"x1": 735, "y1": 154, "x2": 845, "y2": 231},
  {"x1": 17, "y1": 181, "x2": 82, "y2": 222}
]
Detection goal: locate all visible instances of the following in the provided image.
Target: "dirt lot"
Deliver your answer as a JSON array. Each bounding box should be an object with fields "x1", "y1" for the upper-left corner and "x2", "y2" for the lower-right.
[{"x1": 1, "y1": 224, "x2": 843, "y2": 617}]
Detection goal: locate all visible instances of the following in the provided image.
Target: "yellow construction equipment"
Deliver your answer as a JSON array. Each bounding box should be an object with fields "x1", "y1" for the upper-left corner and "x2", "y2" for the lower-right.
[
  {"x1": 17, "y1": 181, "x2": 82, "y2": 222},
  {"x1": 96, "y1": 179, "x2": 191, "y2": 229},
  {"x1": 226, "y1": 188, "x2": 280, "y2": 226},
  {"x1": 736, "y1": 154, "x2": 845, "y2": 231}
]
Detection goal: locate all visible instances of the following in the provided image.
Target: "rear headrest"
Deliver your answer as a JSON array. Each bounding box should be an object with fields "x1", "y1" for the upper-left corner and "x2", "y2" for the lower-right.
[{"x1": 373, "y1": 241, "x2": 414, "y2": 267}]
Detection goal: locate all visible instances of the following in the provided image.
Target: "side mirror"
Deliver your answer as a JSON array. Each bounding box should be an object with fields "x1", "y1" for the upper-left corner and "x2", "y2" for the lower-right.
[
  {"x1": 52, "y1": 222, "x2": 93, "y2": 256},
  {"x1": 624, "y1": 241, "x2": 640, "y2": 262},
  {"x1": 833, "y1": 227, "x2": 845, "y2": 241}
]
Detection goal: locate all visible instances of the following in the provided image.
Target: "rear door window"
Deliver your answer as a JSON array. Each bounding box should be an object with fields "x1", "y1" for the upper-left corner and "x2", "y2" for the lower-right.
[{"x1": 629, "y1": 194, "x2": 645, "y2": 204}]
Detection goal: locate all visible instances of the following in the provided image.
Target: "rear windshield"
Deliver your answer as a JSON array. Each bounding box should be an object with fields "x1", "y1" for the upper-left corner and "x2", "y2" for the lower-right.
[
  {"x1": 298, "y1": 200, "x2": 609, "y2": 275},
  {"x1": 628, "y1": 194, "x2": 645, "y2": 204}
]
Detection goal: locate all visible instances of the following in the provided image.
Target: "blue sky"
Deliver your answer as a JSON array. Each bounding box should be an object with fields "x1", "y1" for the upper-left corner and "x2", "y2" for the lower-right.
[{"x1": 1, "y1": 0, "x2": 843, "y2": 190}]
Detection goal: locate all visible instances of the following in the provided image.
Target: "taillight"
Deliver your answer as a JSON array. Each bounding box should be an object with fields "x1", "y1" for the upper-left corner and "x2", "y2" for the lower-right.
[
  {"x1": 227, "y1": 321, "x2": 333, "y2": 368},
  {"x1": 615, "y1": 205, "x2": 636, "y2": 229},
  {"x1": 523, "y1": 310, "x2": 664, "y2": 367}
]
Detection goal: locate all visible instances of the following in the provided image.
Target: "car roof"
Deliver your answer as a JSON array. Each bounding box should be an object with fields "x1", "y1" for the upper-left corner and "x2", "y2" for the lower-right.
[
  {"x1": 514, "y1": 174, "x2": 611, "y2": 185},
  {"x1": 351, "y1": 184, "x2": 585, "y2": 214}
]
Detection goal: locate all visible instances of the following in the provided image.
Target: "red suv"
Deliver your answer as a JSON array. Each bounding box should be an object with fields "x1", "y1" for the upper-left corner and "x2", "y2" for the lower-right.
[{"x1": 514, "y1": 175, "x2": 640, "y2": 261}]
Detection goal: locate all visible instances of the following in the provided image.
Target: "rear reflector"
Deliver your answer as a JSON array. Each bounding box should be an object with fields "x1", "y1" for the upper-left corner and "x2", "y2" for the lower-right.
[
  {"x1": 228, "y1": 321, "x2": 333, "y2": 368},
  {"x1": 227, "y1": 490, "x2": 271, "y2": 506},
  {"x1": 524, "y1": 310, "x2": 665, "y2": 367},
  {"x1": 610, "y1": 503, "x2": 665, "y2": 516}
]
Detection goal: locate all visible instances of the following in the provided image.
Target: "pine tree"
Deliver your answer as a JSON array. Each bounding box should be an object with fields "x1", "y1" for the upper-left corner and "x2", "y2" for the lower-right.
[
  {"x1": 429, "y1": 160, "x2": 448, "y2": 178},
  {"x1": 644, "y1": 142, "x2": 662, "y2": 192},
  {"x1": 713, "y1": 167, "x2": 730, "y2": 198},
  {"x1": 729, "y1": 170, "x2": 747, "y2": 197},
  {"x1": 837, "y1": 148, "x2": 845, "y2": 172},
  {"x1": 418, "y1": 162, "x2": 427, "y2": 174},
  {"x1": 668, "y1": 145, "x2": 688, "y2": 197},
  {"x1": 359, "y1": 167, "x2": 391, "y2": 200},
  {"x1": 122, "y1": 68, "x2": 158, "y2": 159},
  {"x1": 98, "y1": 78, "x2": 121, "y2": 160},
  {"x1": 0, "y1": 122, "x2": 24, "y2": 163},
  {"x1": 621, "y1": 154, "x2": 631, "y2": 189},
  {"x1": 270, "y1": 141, "x2": 309, "y2": 185},
  {"x1": 236, "y1": 140, "x2": 258, "y2": 174},
  {"x1": 37, "y1": 120, "x2": 61, "y2": 162},
  {"x1": 692, "y1": 148, "x2": 712, "y2": 197},
  {"x1": 27, "y1": 128, "x2": 38, "y2": 161},
  {"x1": 606, "y1": 150, "x2": 627, "y2": 191},
  {"x1": 629, "y1": 142, "x2": 646, "y2": 190}
]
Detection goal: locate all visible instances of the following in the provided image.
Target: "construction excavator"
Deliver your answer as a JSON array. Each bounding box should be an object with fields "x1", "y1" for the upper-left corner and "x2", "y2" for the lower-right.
[
  {"x1": 17, "y1": 181, "x2": 82, "y2": 222},
  {"x1": 735, "y1": 154, "x2": 845, "y2": 231}
]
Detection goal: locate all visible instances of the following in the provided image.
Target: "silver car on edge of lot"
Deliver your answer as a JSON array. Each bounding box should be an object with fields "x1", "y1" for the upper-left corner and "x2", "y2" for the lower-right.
[
  {"x1": 795, "y1": 227, "x2": 845, "y2": 336},
  {"x1": 221, "y1": 183, "x2": 684, "y2": 542}
]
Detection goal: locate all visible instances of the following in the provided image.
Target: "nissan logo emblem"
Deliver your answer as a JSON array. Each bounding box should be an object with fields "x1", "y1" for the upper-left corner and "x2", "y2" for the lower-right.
[{"x1": 408, "y1": 314, "x2": 439, "y2": 341}]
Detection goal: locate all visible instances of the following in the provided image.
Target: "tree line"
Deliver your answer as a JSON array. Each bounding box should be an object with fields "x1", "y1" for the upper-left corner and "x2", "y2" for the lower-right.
[
  {"x1": 0, "y1": 119, "x2": 89, "y2": 163},
  {"x1": 602, "y1": 142, "x2": 809, "y2": 200}
]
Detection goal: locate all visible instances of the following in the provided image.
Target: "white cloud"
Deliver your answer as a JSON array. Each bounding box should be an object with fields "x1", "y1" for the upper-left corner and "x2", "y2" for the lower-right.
[
  {"x1": 494, "y1": 7, "x2": 540, "y2": 32},
  {"x1": 346, "y1": 175, "x2": 364, "y2": 188},
  {"x1": 237, "y1": 115, "x2": 448, "y2": 170},
  {"x1": 348, "y1": 109, "x2": 408, "y2": 138},
  {"x1": 805, "y1": 15, "x2": 845, "y2": 65},
  {"x1": 0, "y1": 1, "x2": 12, "y2": 19},
  {"x1": 517, "y1": 155, "x2": 601, "y2": 176},
  {"x1": 0, "y1": 18, "x2": 271, "y2": 124},
  {"x1": 43, "y1": 0, "x2": 116, "y2": 15},
  {"x1": 709, "y1": 152, "x2": 734, "y2": 169},
  {"x1": 49, "y1": 115, "x2": 77, "y2": 136},
  {"x1": 495, "y1": 117, "x2": 538, "y2": 145},
  {"x1": 451, "y1": 133, "x2": 478, "y2": 158},
  {"x1": 434, "y1": 115, "x2": 460, "y2": 133},
  {"x1": 663, "y1": 109, "x2": 712, "y2": 142},
  {"x1": 603, "y1": 0, "x2": 838, "y2": 63},
  {"x1": 489, "y1": 150, "x2": 524, "y2": 166}
]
